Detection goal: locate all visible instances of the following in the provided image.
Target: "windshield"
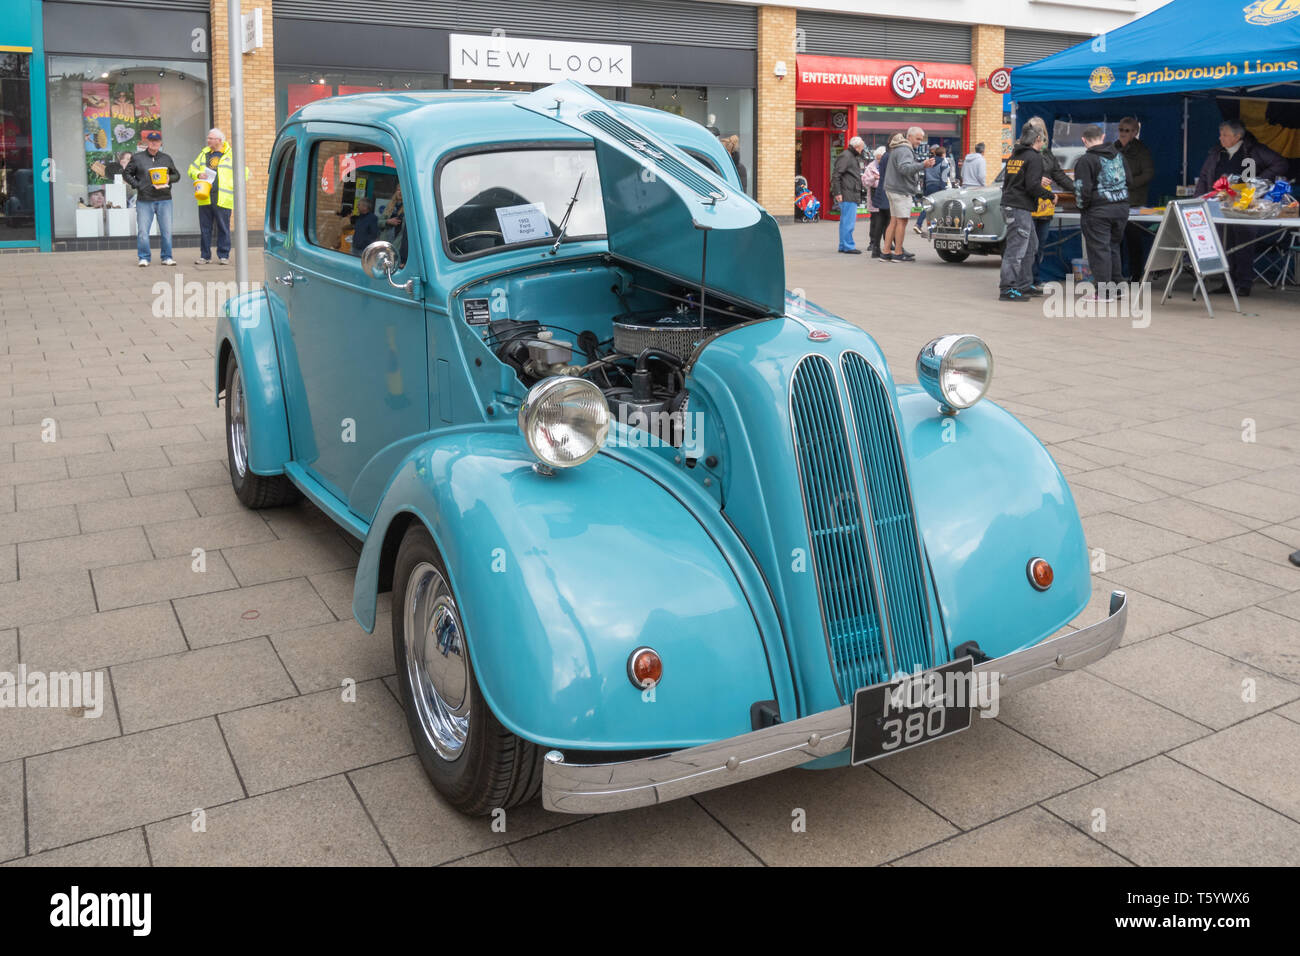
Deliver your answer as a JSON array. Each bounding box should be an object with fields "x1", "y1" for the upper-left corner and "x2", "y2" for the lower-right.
[{"x1": 438, "y1": 148, "x2": 607, "y2": 257}]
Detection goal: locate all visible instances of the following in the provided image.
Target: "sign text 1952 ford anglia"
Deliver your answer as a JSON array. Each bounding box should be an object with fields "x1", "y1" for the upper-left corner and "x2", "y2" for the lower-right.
[{"x1": 216, "y1": 81, "x2": 1125, "y2": 816}]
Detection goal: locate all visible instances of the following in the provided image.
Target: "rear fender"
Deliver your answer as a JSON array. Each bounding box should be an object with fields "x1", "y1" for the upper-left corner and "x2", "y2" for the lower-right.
[{"x1": 214, "y1": 291, "x2": 291, "y2": 476}]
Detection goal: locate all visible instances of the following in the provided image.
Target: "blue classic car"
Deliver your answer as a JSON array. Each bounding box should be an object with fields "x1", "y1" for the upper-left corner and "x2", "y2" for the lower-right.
[{"x1": 216, "y1": 82, "x2": 1126, "y2": 816}]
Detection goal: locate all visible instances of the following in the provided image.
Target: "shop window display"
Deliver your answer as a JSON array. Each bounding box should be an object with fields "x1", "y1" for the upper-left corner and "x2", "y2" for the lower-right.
[
  {"x1": 276, "y1": 70, "x2": 447, "y2": 128},
  {"x1": 0, "y1": 51, "x2": 35, "y2": 242},
  {"x1": 626, "y1": 84, "x2": 754, "y2": 195},
  {"x1": 48, "y1": 56, "x2": 210, "y2": 239}
]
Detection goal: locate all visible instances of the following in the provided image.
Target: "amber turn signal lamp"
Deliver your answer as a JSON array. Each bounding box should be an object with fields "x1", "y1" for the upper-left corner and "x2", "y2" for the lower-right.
[
  {"x1": 627, "y1": 647, "x2": 663, "y2": 689},
  {"x1": 1027, "y1": 557, "x2": 1054, "y2": 591}
]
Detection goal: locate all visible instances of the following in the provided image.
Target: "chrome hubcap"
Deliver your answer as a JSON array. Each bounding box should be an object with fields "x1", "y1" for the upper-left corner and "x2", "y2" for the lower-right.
[
  {"x1": 404, "y1": 562, "x2": 470, "y2": 760},
  {"x1": 229, "y1": 366, "x2": 248, "y2": 479}
]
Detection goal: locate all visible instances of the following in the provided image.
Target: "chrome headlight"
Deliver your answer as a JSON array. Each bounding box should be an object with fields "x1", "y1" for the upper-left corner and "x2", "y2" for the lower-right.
[
  {"x1": 518, "y1": 376, "x2": 609, "y2": 470},
  {"x1": 921, "y1": 197, "x2": 935, "y2": 212},
  {"x1": 916, "y1": 334, "x2": 994, "y2": 412},
  {"x1": 971, "y1": 196, "x2": 988, "y2": 214}
]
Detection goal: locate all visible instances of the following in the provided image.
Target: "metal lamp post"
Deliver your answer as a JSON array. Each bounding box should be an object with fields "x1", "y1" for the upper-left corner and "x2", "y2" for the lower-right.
[{"x1": 228, "y1": 0, "x2": 249, "y2": 288}]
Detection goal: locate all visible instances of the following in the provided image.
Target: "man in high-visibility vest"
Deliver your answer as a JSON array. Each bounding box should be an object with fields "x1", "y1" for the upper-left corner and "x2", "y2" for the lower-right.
[{"x1": 189, "y1": 128, "x2": 247, "y2": 265}]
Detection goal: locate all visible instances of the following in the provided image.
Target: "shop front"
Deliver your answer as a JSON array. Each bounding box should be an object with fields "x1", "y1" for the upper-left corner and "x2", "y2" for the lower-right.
[
  {"x1": 795, "y1": 54, "x2": 976, "y2": 218},
  {"x1": 1, "y1": 1, "x2": 50, "y2": 250},
  {"x1": 272, "y1": 2, "x2": 757, "y2": 193},
  {"x1": 43, "y1": 0, "x2": 211, "y2": 246}
]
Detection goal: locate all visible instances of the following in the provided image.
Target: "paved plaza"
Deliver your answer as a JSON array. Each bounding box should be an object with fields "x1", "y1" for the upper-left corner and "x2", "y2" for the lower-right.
[{"x1": 1, "y1": 223, "x2": 1298, "y2": 866}]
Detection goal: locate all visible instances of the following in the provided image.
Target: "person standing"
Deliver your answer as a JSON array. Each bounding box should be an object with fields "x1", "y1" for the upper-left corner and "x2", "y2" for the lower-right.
[
  {"x1": 960, "y1": 143, "x2": 987, "y2": 186},
  {"x1": 122, "y1": 131, "x2": 179, "y2": 267},
  {"x1": 1113, "y1": 117, "x2": 1154, "y2": 279},
  {"x1": 1023, "y1": 117, "x2": 1075, "y2": 289},
  {"x1": 862, "y1": 145, "x2": 890, "y2": 258},
  {"x1": 999, "y1": 126, "x2": 1052, "y2": 301},
  {"x1": 831, "y1": 136, "x2": 867, "y2": 254},
  {"x1": 723, "y1": 134, "x2": 748, "y2": 192},
  {"x1": 882, "y1": 127, "x2": 933, "y2": 262},
  {"x1": 1193, "y1": 120, "x2": 1286, "y2": 298},
  {"x1": 1073, "y1": 125, "x2": 1130, "y2": 297},
  {"x1": 351, "y1": 198, "x2": 379, "y2": 255},
  {"x1": 188, "y1": 128, "x2": 244, "y2": 266},
  {"x1": 914, "y1": 145, "x2": 952, "y2": 235}
]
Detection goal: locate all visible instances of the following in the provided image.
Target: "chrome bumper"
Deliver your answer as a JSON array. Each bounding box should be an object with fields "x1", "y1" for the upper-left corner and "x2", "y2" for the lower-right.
[{"x1": 541, "y1": 590, "x2": 1127, "y2": 814}]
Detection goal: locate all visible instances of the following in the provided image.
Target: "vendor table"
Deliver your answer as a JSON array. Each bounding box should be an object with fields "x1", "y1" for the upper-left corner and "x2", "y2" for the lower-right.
[{"x1": 1050, "y1": 211, "x2": 1300, "y2": 286}]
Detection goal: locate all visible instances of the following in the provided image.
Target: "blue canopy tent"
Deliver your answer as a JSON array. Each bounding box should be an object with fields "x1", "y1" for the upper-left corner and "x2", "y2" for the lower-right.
[{"x1": 1011, "y1": 0, "x2": 1300, "y2": 203}]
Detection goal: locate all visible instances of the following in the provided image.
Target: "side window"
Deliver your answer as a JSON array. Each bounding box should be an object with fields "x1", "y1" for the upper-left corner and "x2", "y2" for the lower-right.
[
  {"x1": 308, "y1": 139, "x2": 406, "y2": 265},
  {"x1": 270, "y1": 144, "x2": 295, "y2": 234}
]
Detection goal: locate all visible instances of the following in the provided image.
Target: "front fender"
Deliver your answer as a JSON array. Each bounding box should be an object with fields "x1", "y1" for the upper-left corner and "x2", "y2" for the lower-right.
[
  {"x1": 353, "y1": 429, "x2": 777, "y2": 751},
  {"x1": 214, "y1": 291, "x2": 291, "y2": 476},
  {"x1": 898, "y1": 387, "x2": 1091, "y2": 659}
]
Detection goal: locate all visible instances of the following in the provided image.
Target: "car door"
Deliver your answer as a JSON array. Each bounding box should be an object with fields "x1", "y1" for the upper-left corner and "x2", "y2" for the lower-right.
[{"x1": 286, "y1": 125, "x2": 428, "y2": 509}]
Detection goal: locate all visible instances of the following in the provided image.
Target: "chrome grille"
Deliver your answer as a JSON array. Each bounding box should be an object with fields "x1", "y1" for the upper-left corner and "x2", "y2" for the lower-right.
[
  {"x1": 841, "y1": 352, "x2": 933, "y2": 675},
  {"x1": 790, "y1": 353, "x2": 935, "y2": 701},
  {"x1": 940, "y1": 200, "x2": 964, "y2": 229},
  {"x1": 790, "y1": 356, "x2": 891, "y2": 696}
]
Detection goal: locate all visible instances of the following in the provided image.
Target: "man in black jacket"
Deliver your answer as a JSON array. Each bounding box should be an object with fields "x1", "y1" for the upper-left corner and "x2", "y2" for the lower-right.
[
  {"x1": 1113, "y1": 117, "x2": 1154, "y2": 279},
  {"x1": 1074, "y1": 125, "x2": 1130, "y2": 293},
  {"x1": 831, "y1": 136, "x2": 866, "y2": 253},
  {"x1": 999, "y1": 126, "x2": 1053, "y2": 301},
  {"x1": 1193, "y1": 121, "x2": 1288, "y2": 297},
  {"x1": 1024, "y1": 117, "x2": 1075, "y2": 286},
  {"x1": 122, "y1": 131, "x2": 181, "y2": 267}
]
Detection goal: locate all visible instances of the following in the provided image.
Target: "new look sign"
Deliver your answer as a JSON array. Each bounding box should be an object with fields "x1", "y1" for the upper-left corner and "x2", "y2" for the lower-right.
[{"x1": 450, "y1": 34, "x2": 632, "y2": 87}]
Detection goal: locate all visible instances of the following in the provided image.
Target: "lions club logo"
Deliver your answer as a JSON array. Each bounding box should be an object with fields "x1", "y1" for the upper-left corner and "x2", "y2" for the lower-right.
[
  {"x1": 1244, "y1": 0, "x2": 1300, "y2": 25},
  {"x1": 1089, "y1": 66, "x2": 1115, "y2": 92},
  {"x1": 891, "y1": 64, "x2": 926, "y2": 100}
]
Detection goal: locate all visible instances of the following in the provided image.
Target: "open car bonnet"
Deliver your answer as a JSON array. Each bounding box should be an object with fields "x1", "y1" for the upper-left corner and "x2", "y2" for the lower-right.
[{"x1": 516, "y1": 81, "x2": 785, "y2": 316}]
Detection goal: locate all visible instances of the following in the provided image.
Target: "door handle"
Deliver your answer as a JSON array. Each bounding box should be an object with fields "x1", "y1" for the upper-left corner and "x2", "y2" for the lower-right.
[{"x1": 275, "y1": 273, "x2": 294, "y2": 287}]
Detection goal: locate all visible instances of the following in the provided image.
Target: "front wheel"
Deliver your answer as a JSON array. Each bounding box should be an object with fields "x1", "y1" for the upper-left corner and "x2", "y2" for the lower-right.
[
  {"x1": 936, "y1": 248, "x2": 971, "y2": 263},
  {"x1": 224, "y1": 358, "x2": 299, "y2": 508},
  {"x1": 392, "y1": 524, "x2": 543, "y2": 815}
]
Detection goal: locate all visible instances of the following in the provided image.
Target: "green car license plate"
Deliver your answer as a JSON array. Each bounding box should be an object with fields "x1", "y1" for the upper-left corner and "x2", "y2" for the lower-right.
[
  {"x1": 850, "y1": 658, "x2": 974, "y2": 765},
  {"x1": 934, "y1": 238, "x2": 965, "y2": 251}
]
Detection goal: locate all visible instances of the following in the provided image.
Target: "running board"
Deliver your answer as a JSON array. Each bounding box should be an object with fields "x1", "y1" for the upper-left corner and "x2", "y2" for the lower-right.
[{"x1": 283, "y1": 462, "x2": 369, "y2": 540}]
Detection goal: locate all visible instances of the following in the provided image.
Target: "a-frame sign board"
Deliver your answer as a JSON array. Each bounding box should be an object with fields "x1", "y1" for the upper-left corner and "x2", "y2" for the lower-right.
[{"x1": 1141, "y1": 199, "x2": 1240, "y2": 317}]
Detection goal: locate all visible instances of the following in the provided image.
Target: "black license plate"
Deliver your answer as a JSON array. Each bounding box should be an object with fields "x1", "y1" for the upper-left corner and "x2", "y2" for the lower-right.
[
  {"x1": 850, "y1": 658, "x2": 975, "y2": 765},
  {"x1": 934, "y1": 239, "x2": 965, "y2": 251}
]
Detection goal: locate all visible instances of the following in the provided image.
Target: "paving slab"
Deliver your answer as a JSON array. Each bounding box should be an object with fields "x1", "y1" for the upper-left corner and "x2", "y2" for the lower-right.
[
  {"x1": 1088, "y1": 633, "x2": 1299, "y2": 729},
  {"x1": 218, "y1": 680, "x2": 411, "y2": 794},
  {"x1": 25, "y1": 718, "x2": 244, "y2": 852},
  {"x1": 894, "y1": 806, "x2": 1129, "y2": 866},
  {"x1": 173, "y1": 577, "x2": 335, "y2": 648},
  {"x1": 1042, "y1": 756, "x2": 1300, "y2": 866},
  {"x1": 146, "y1": 776, "x2": 392, "y2": 866},
  {"x1": 111, "y1": 637, "x2": 296, "y2": 733},
  {"x1": 2, "y1": 829, "x2": 150, "y2": 867},
  {"x1": 349, "y1": 755, "x2": 565, "y2": 866}
]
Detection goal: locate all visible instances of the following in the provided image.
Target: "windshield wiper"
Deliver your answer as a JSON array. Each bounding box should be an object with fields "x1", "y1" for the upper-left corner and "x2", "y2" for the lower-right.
[{"x1": 548, "y1": 171, "x2": 585, "y2": 255}]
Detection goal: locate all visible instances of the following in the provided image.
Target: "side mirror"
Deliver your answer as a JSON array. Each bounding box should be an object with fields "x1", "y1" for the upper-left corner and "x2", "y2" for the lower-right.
[{"x1": 361, "y1": 240, "x2": 414, "y2": 294}]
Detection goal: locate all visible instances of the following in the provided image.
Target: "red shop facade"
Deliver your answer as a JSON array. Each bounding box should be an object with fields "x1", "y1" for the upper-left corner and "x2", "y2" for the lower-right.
[{"x1": 796, "y1": 54, "x2": 976, "y2": 218}]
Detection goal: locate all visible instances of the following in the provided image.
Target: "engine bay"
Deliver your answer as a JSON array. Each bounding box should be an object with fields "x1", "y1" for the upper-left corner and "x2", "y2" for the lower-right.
[{"x1": 458, "y1": 258, "x2": 769, "y2": 447}]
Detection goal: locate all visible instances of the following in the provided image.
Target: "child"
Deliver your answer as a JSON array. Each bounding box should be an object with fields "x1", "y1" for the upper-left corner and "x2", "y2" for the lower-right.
[{"x1": 1073, "y1": 124, "x2": 1130, "y2": 296}]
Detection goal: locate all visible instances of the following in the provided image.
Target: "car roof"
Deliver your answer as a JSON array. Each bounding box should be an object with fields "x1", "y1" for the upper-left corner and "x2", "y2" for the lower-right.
[{"x1": 285, "y1": 90, "x2": 732, "y2": 174}]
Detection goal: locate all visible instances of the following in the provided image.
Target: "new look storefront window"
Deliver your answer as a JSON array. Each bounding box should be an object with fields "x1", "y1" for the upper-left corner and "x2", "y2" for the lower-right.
[
  {"x1": 627, "y1": 85, "x2": 754, "y2": 194},
  {"x1": 275, "y1": 69, "x2": 447, "y2": 129}
]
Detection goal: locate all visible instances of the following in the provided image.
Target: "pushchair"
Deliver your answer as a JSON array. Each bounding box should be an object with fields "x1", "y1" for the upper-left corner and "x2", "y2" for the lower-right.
[{"x1": 794, "y1": 175, "x2": 821, "y2": 222}]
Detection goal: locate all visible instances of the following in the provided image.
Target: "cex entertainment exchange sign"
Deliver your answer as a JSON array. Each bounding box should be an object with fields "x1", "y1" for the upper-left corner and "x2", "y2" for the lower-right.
[{"x1": 449, "y1": 34, "x2": 632, "y2": 87}]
